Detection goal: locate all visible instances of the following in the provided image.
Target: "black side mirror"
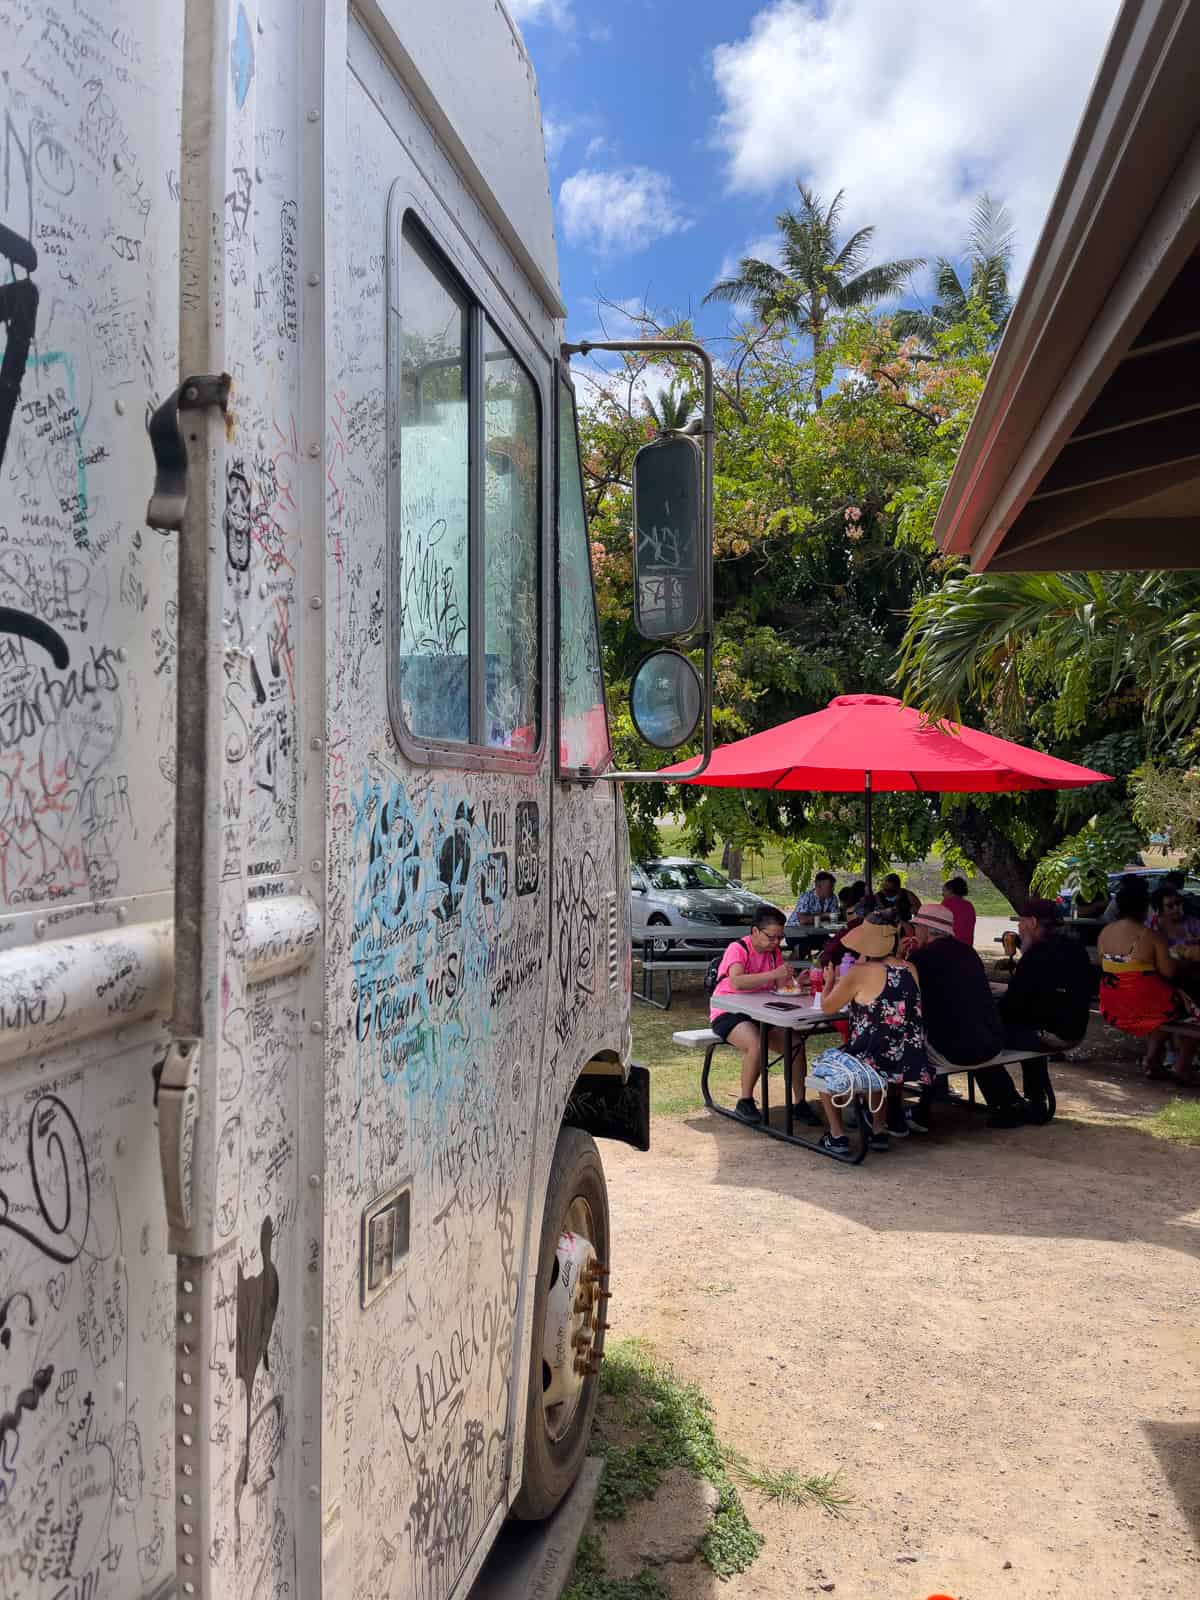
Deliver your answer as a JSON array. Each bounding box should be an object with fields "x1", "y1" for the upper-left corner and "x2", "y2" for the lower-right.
[{"x1": 632, "y1": 435, "x2": 702, "y2": 641}]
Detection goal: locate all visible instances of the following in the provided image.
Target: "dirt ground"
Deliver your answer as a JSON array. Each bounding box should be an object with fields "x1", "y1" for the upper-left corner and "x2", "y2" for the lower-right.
[{"x1": 598, "y1": 1043, "x2": 1200, "y2": 1600}]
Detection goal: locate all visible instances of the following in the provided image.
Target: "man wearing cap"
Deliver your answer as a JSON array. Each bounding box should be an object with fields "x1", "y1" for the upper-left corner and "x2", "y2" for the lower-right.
[
  {"x1": 906, "y1": 903, "x2": 1025, "y2": 1129},
  {"x1": 1001, "y1": 898, "x2": 1093, "y2": 1052}
]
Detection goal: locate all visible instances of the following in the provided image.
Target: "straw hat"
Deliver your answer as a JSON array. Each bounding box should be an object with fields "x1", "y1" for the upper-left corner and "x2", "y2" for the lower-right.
[{"x1": 841, "y1": 917, "x2": 899, "y2": 958}]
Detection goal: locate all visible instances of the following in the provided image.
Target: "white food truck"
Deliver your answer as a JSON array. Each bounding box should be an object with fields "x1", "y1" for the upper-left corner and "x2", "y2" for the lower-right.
[{"x1": 0, "y1": 3, "x2": 713, "y2": 1598}]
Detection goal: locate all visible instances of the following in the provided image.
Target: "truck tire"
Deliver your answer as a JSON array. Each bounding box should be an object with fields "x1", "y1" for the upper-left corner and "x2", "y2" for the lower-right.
[{"x1": 511, "y1": 1126, "x2": 610, "y2": 1521}]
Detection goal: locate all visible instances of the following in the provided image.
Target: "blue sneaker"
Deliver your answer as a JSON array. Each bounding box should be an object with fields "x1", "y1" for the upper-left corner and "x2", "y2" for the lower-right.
[{"x1": 819, "y1": 1133, "x2": 851, "y2": 1157}]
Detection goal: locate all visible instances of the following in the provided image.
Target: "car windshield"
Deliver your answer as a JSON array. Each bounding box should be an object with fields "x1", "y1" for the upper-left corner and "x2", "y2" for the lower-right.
[{"x1": 643, "y1": 862, "x2": 729, "y2": 891}]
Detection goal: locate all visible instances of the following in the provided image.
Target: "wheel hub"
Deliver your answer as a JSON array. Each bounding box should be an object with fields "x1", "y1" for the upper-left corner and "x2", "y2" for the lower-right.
[{"x1": 542, "y1": 1228, "x2": 610, "y2": 1440}]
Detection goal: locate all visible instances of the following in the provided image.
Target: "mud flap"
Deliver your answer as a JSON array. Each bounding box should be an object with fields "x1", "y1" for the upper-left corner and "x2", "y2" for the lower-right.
[{"x1": 564, "y1": 1063, "x2": 650, "y2": 1152}]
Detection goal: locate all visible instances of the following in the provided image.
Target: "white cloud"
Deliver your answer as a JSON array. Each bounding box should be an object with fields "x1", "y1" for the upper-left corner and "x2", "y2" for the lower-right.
[
  {"x1": 710, "y1": 0, "x2": 1121, "y2": 282},
  {"x1": 584, "y1": 134, "x2": 609, "y2": 161},
  {"x1": 506, "y1": 0, "x2": 571, "y2": 25},
  {"x1": 559, "y1": 167, "x2": 693, "y2": 255},
  {"x1": 589, "y1": 23, "x2": 613, "y2": 43},
  {"x1": 543, "y1": 114, "x2": 572, "y2": 164}
]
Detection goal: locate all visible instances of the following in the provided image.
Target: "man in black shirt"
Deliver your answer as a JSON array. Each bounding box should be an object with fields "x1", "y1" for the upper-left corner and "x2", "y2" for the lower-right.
[
  {"x1": 1000, "y1": 898, "x2": 1093, "y2": 1049},
  {"x1": 907, "y1": 904, "x2": 1025, "y2": 1127}
]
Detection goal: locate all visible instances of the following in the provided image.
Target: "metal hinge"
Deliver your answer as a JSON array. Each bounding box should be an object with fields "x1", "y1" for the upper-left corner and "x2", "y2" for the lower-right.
[{"x1": 146, "y1": 373, "x2": 232, "y2": 531}]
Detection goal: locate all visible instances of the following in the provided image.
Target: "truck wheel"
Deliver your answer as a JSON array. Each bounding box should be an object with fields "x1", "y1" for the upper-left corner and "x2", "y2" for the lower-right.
[{"x1": 511, "y1": 1126, "x2": 610, "y2": 1521}]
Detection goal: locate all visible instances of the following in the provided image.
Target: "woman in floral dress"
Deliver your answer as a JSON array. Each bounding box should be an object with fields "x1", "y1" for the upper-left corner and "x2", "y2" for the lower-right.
[{"x1": 807, "y1": 915, "x2": 930, "y2": 1155}]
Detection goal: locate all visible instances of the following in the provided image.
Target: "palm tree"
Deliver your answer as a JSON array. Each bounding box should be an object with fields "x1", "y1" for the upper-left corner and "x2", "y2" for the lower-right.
[
  {"x1": 644, "y1": 381, "x2": 697, "y2": 434},
  {"x1": 897, "y1": 568, "x2": 1200, "y2": 745},
  {"x1": 893, "y1": 194, "x2": 1015, "y2": 349},
  {"x1": 704, "y1": 184, "x2": 924, "y2": 406}
]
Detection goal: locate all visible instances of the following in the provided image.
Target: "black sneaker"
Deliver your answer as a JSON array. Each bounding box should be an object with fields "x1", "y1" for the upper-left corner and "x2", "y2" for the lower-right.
[
  {"x1": 734, "y1": 1097, "x2": 762, "y2": 1124},
  {"x1": 819, "y1": 1133, "x2": 851, "y2": 1157},
  {"x1": 868, "y1": 1129, "x2": 890, "y2": 1151},
  {"x1": 986, "y1": 1101, "x2": 1027, "y2": 1129},
  {"x1": 905, "y1": 1108, "x2": 930, "y2": 1134},
  {"x1": 885, "y1": 1110, "x2": 910, "y2": 1139},
  {"x1": 791, "y1": 1100, "x2": 822, "y2": 1127}
]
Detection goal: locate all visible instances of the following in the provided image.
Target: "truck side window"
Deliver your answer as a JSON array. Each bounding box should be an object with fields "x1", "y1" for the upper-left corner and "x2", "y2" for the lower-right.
[
  {"x1": 397, "y1": 218, "x2": 470, "y2": 741},
  {"x1": 392, "y1": 214, "x2": 543, "y2": 756},
  {"x1": 557, "y1": 378, "x2": 610, "y2": 772},
  {"x1": 485, "y1": 322, "x2": 541, "y2": 752}
]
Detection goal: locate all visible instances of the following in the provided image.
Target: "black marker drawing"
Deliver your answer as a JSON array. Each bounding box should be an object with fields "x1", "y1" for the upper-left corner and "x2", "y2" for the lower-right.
[
  {"x1": 0, "y1": 1363, "x2": 53, "y2": 1447},
  {"x1": 0, "y1": 1094, "x2": 92, "y2": 1264},
  {"x1": 234, "y1": 1215, "x2": 279, "y2": 1548},
  {"x1": 0, "y1": 607, "x2": 70, "y2": 669},
  {"x1": 0, "y1": 1289, "x2": 36, "y2": 1350},
  {"x1": 0, "y1": 222, "x2": 39, "y2": 473}
]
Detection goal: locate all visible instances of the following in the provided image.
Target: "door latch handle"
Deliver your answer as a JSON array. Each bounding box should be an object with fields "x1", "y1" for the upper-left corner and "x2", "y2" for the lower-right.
[
  {"x1": 156, "y1": 1036, "x2": 202, "y2": 1237},
  {"x1": 146, "y1": 373, "x2": 231, "y2": 532}
]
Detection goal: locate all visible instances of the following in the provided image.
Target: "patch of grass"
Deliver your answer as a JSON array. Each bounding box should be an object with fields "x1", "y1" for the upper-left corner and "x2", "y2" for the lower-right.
[
  {"x1": 723, "y1": 1451, "x2": 853, "y2": 1515},
  {"x1": 1141, "y1": 1097, "x2": 1200, "y2": 1146},
  {"x1": 630, "y1": 982, "x2": 733, "y2": 1118},
  {"x1": 563, "y1": 1534, "x2": 669, "y2": 1600},
  {"x1": 566, "y1": 1338, "x2": 764, "y2": 1592}
]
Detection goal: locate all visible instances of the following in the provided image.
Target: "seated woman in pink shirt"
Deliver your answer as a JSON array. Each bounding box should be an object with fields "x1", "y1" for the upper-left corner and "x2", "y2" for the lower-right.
[
  {"x1": 941, "y1": 876, "x2": 977, "y2": 946},
  {"x1": 710, "y1": 906, "x2": 814, "y2": 1125}
]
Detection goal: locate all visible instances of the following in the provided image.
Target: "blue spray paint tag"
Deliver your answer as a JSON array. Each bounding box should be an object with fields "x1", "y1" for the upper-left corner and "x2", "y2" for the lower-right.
[{"x1": 231, "y1": 5, "x2": 255, "y2": 109}]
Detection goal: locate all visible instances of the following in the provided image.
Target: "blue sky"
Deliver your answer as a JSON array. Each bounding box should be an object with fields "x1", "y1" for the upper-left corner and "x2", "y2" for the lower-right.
[{"x1": 509, "y1": 0, "x2": 1122, "y2": 349}]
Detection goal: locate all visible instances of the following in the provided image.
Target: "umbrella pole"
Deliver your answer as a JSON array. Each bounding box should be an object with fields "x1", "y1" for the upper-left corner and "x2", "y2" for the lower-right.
[{"x1": 864, "y1": 773, "x2": 873, "y2": 895}]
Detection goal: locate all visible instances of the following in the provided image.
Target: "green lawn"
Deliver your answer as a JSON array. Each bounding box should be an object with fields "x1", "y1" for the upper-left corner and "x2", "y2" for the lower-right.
[
  {"x1": 1144, "y1": 1097, "x2": 1200, "y2": 1147},
  {"x1": 652, "y1": 822, "x2": 1014, "y2": 916}
]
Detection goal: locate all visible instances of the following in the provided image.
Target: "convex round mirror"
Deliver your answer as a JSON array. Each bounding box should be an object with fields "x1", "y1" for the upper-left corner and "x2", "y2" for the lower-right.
[{"x1": 629, "y1": 649, "x2": 702, "y2": 750}]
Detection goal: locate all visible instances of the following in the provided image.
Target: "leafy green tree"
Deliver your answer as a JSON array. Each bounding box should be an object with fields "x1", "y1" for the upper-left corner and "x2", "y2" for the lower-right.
[{"x1": 703, "y1": 184, "x2": 924, "y2": 406}]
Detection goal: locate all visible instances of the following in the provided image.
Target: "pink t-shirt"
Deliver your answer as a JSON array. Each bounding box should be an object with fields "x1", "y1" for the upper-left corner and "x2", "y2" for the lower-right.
[
  {"x1": 943, "y1": 894, "x2": 977, "y2": 946},
  {"x1": 710, "y1": 938, "x2": 784, "y2": 1019}
]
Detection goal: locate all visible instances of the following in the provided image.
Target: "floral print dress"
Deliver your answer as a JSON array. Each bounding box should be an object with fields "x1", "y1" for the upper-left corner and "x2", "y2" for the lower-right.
[{"x1": 846, "y1": 962, "x2": 932, "y2": 1086}]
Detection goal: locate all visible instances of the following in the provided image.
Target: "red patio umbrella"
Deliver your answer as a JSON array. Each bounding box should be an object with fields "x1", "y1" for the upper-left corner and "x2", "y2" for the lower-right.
[{"x1": 663, "y1": 693, "x2": 1111, "y2": 891}]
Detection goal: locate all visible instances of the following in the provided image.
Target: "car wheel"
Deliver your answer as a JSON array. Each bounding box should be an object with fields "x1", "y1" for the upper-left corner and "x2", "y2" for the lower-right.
[
  {"x1": 647, "y1": 914, "x2": 671, "y2": 954},
  {"x1": 511, "y1": 1127, "x2": 610, "y2": 1521}
]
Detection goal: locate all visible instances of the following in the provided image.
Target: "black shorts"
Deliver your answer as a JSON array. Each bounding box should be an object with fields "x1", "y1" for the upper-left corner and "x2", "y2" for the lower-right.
[{"x1": 711, "y1": 1010, "x2": 752, "y2": 1042}]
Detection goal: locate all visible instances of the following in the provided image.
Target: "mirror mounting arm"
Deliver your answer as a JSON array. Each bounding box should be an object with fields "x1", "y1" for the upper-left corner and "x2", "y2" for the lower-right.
[{"x1": 561, "y1": 338, "x2": 714, "y2": 784}]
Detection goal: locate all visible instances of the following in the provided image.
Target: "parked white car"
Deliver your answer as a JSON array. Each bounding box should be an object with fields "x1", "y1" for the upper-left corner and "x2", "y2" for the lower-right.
[{"x1": 630, "y1": 857, "x2": 777, "y2": 951}]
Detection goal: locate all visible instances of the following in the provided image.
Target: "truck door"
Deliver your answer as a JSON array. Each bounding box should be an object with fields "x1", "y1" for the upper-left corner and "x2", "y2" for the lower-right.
[{"x1": 316, "y1": 41, "x2": 554, "y2": 1599}]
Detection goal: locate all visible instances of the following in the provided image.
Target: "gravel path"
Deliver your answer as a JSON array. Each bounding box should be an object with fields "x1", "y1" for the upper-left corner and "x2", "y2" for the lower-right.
[{"x1": 600, "y1": 1055, "x2": 1200, "y2": 1599}]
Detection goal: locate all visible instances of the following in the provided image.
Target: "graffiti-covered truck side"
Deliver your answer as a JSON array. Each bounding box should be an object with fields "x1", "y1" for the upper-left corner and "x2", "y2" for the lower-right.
[{"x1": 0, "y1": 4, "x2": 711, "y2": 1600}]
